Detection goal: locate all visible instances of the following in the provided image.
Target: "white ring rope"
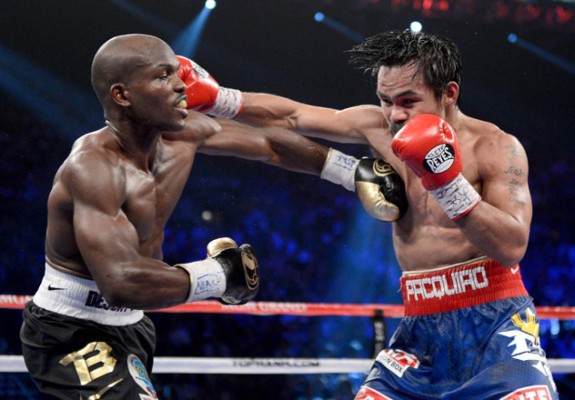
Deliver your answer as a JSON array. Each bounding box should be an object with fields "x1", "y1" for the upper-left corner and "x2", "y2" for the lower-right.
[
  {"x1": 1, "y1": 356, "x2": 574, "y2": 374},
  {"x1": 3, "y1": 298, "x2": 575, "y2": 375}
]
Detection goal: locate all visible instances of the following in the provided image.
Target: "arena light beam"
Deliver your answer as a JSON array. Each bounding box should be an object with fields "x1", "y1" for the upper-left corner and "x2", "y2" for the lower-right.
[
  {"x1": 0, "y1": 46, "x2": 101, "y2": 138},
  {"x1": 507, "y1": 32, "x2": 575, "y2": 75},
  {"x1": 171, "y1": 3, "x2": 215, "y2": 57},
  {"x1": 108, "y1": 0, "x2": 178, "y2": 35},
  {"x1": 313, "y1": 12, "x2": 364, "y2": 43}
]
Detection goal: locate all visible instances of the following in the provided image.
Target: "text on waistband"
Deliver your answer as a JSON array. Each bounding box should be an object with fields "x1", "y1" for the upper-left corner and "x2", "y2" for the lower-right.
[
  {"x1": 405, "y1": 266, "x2": 489, "y2": 301},
  {"x1": 85, "y1": 290, "x2": 133, "y2": 313}
]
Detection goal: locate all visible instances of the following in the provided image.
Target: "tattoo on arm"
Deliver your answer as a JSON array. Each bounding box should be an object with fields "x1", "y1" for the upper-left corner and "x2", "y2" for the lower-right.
[
  {"x1": 507, "y1": 178, "x2": 525, "y2": 205},
  {"x1": 505, "y1": 143, "x2": 522, "y2": 163},
  {"x1": 503, "y1": 144, "x2": 527, "y2": 205},
  {"x1": 504, "y1": 166, "x2": 526, "y2": 178}
]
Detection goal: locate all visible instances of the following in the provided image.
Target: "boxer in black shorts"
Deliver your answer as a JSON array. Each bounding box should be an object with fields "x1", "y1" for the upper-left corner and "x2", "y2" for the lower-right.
[
  {"x1": 22, "y1": 302, "x2": 156, "y2": 399},
  {"x1": 20, "y1": 33, "x2": 366, "y2": 398}
]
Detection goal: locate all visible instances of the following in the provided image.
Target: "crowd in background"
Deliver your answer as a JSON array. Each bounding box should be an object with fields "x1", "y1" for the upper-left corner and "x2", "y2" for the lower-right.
[{"x1": 1, "y1": 100, "x2": 574, "y2": 398}]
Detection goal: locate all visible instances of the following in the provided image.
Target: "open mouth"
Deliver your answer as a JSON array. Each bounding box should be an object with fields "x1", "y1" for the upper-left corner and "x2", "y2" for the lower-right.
[
  {"x1": 174, "y1": 97, "x2": 189, "y2": 118},
  {"x1": 175, "y1": 99, "x2": 188, "y2": 109}
]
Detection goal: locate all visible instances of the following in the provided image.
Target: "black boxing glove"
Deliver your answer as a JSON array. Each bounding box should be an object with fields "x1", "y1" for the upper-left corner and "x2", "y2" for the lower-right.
[
  {"x1": 207, "y1": 237, "x2": 259, "y2": 305},
  {"x1": 175, "y1": 237, "x2": 259, "y2": 305},
  {"x1": 355, "y1": 158, "x2": 408, "y2": 221}
]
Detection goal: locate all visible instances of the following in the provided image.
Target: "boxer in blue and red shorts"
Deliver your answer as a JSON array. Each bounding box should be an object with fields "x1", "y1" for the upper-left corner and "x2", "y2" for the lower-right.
[
  {"x1": 356, "y1": 258, "x2": 557, "y2": 400},
  {"x1": 172, "y1": 29, "x2": 560, "y2": 398}
]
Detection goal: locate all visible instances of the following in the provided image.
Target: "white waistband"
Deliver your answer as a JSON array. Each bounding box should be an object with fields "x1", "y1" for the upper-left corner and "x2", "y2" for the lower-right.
[{"x1": 33, "y1": 264, "x2": 144, "y2": 326}]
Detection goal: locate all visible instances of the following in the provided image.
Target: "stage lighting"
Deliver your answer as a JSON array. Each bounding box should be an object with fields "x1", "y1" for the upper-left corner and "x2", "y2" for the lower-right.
[
  {"x1": 506, "y1": 32, "x2": 575, "y2": 75},
  {"x1": 313, "y1": 12, "x2": 364, "y2": 42},
  {"x1": 410, "y1": 21, "x2": 423, "y2": 33},
  {"x1": 205, "y1": 0, "x2": 216, "y2": 10}
]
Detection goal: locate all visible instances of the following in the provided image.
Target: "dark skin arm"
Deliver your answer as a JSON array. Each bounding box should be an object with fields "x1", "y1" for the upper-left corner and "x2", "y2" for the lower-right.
[
  {"x1": 55, "y1": 114, "x2": 331, "y2": 310},
  {"x1": 62, "y1": 146, "x2": 192, "y2": 309},
  {"x1": 199, "y1": 118, "x2": 329, "y2": 175}
]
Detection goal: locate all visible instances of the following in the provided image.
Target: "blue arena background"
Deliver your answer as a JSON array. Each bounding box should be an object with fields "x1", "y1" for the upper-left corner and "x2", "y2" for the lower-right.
[{"x1": 1, "y1": 1, "x2": 574, "y2": 398}]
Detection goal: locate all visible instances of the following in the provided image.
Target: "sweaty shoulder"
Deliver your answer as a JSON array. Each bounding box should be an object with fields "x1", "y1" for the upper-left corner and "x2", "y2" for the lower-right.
[
  {"x1": 162, "y1": 111, "x2": 221, "y2": 144},
  {"x1": 460, "y1": 116, "x2": 520, "y2": 150},
  {"x1": 328, "y1": 104, "x2": 387, "y2": 148},
  {"x1": 460, "y1": 116, "x2": 528, "y2": 181},
  {"x1": 68, "y1": 130, "x2": 123, "y2": 170},
  {"x1": 57, "y1": 130, "x2": 127, "y2": 207},
  {"x1": 338, "y1": 104, "x2": 386, "y2": 132}
]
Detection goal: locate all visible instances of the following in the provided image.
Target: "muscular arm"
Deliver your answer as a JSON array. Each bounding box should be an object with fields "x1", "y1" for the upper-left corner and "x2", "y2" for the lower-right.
[
  {"x1": 65, "y1": 150, "x2": 190, "y2": 310},
  {"x1": 197, "y1": 118, "x2": 329, "y2": 175},
  {"x1": 457, "y1": 134, "x2": 532, "y2": 267},
  {"x1": 177, "y1": 58, "x2": 384, "y2": 145},
  {"x1": 238, "y1": 93, "x2": 383, "y2": 145}
]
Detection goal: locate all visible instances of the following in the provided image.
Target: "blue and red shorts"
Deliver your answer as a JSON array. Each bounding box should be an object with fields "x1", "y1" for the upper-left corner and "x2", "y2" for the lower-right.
[{"x1": 356, "y1": 257, "x2": 559, "y2": 400}]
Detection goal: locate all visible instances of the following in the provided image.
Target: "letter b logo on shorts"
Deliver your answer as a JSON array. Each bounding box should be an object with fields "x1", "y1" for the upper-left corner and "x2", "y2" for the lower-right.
[{"x1": 59, "y1": 341, "x2": 117, "y2": 385}]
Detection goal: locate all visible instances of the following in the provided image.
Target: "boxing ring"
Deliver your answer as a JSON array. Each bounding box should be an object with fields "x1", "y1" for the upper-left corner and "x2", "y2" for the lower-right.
[{"x1": 2, "y1": 295, "x2": 575, "y2": 376}]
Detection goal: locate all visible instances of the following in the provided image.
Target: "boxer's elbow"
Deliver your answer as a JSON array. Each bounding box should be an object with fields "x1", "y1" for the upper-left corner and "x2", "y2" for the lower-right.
[
  {"x1": 96, "y1": 267, "x2": 145, "y2": 308},
  {"x1": 497, "y1": 240, "x2": 528, "y2": 268},
  {"x1": 499, "y1": 254, "x2": 524, "y2": 269},
  {"x1": 98, "y1": 282, "x2": 133, "y2": 308}
]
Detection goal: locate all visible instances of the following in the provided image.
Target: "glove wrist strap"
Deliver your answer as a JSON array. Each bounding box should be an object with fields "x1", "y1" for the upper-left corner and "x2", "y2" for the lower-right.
[
  {"x1": 430, "y1": 173, "x2": 481, "y2": 220},
  {"x1": 175, "y1": 258, "x2": 226, "y2": 302},
  {"x1": 320, "y1": 148, "x2": 359, "y2": 192},
  {"x1": 208, "y1": 87, "x2": 243, "y2": 119}
]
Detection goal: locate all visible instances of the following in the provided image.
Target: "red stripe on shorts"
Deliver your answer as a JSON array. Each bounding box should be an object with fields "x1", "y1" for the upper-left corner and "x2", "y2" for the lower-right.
[{"x1": 400, "y1": 258, "x2": 528, "y2": 316}]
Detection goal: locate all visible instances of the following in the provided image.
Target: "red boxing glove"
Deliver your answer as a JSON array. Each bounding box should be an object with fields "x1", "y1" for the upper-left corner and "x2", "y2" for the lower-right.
[
  {"x1": 176, "y1": 55, "x2": 243, "y2": 119},
  {"x1": 391, "y1": 114, "x2": 481, "y2": 220},
  {"x1": 391, "y1": 114, "x2": 461, "y2": 190}
]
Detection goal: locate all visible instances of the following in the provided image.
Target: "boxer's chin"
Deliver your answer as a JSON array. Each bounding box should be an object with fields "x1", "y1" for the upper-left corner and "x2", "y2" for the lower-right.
[{"x1": 390, "y1": 123, "x2": 404, "y2": 136}]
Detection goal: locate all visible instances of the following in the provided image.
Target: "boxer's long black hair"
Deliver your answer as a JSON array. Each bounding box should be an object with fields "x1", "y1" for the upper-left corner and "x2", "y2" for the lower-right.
[{"x1": 348, "y1": 29, "x2": 462, "y2": 105}]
